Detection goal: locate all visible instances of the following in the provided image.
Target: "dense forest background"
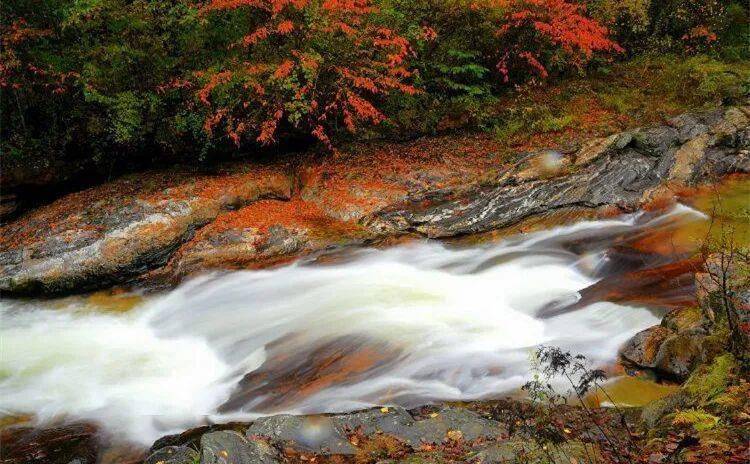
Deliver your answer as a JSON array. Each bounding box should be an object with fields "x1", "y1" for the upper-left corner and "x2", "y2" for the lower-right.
[{"x1": 2, "y1": 0, "x2": 749, "y2": 192}]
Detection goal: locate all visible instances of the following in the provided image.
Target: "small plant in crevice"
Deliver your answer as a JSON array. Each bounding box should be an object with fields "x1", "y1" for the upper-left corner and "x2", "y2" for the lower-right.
[{"x1": 513, "y1": 346, "x2": 642, "y2": 464}]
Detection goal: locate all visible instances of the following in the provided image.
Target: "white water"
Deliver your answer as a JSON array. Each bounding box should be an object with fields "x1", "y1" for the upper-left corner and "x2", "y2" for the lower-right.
[{"x1": 0, "y1": 206, "x2": 704, "y2": 444}]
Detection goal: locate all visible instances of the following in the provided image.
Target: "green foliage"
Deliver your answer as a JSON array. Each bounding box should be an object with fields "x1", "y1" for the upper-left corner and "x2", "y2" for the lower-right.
[
  {"x1": 493, "y1": 105, "x2": 574, "y2": 144},
  {"x1": 672, "y1": 408, "x2": 720, "y2": 431},
  {"x1": 684, "y1": 354, "x2": 737, "y2": 403},
  {"x1": 2, "y1": 0, "x2": 748, "y2": 189}
]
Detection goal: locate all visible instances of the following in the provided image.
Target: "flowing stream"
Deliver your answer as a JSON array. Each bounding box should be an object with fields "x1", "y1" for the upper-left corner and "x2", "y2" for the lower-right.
[{"x1": 0, "y1": 205, "x2": 708, "y2": 444}]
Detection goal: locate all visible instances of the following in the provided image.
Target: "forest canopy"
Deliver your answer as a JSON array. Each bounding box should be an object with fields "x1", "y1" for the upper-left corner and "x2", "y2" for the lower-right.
[{"x1": 2, "y1": 0, "x2": 748, "y2": 180}]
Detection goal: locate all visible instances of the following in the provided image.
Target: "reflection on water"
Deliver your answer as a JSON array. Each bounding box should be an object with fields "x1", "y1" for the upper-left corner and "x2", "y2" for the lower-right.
[{"x1": 585, "y1": 376, "x2": 679, "y2": 408}]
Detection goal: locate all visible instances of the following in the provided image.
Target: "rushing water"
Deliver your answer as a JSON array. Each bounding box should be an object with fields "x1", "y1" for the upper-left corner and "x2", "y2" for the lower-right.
[{"x1": 0, "y1": 205, "x2": 707, "y2": 444}]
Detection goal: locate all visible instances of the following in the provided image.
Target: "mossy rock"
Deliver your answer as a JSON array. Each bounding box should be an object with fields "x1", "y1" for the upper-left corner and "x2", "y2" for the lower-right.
[
  {"x1": 641, "y1": 391, "x2": 691, "y2": 429},
  {"x1": 671, "y1": 409, "x2": 720, "y2": 432},
  {"x1": 684, "y1": 354, "x2": 737, "y2": 403},
  {"x1": 661, "y1": 306, "x2": 707, "y2": 334},
  {"x1": 470, "y1": 440, "x2": 602, "y2": 464},
  {"x1": 653, "y1": 333, "x2": 705, "y2": 380}
]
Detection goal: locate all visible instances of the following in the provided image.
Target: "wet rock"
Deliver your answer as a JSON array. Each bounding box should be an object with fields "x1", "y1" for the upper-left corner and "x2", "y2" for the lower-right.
[
  {"x1": 144, "y1": 446, "x2": 198, "y2": 464},
  {"x1": 200, "y1": 431, "x2": 278, "y2": 464},
  {"x1": 0, "y1": 423, "x2": 99, "y2": 464},
  {"x1": 622, "y1": 306, "x2": 710, "y2": 380},
  {"x1": 0, "y1": 166, "x2": 291, "y2": 296},
  {"x1": 365, "y1": 105, "x2": 749, "y2": 238},
  {"x1": 247, "y1": 415, "x2": 356, "y2": 455},
  {"x1": 621, "y1": 325, "x2": 673, "y2": 368}
]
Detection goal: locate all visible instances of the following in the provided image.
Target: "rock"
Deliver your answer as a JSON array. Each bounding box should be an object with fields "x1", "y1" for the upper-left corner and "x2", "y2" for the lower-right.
[
  {"x1": 1, "y1": 105, "x2": 747, "y2": 294},
  {"x1": 622, "y1": 307, "x2": 709, "y2": 380},
  {"x1": 247, "y1": 415, "x2": 356, "y2": 455},
  {"x1": 0, "y1": 165, "x2": 291, "y2": 295},
  {"x1": 472, "y1": 440, "x2": 602, "y2": 464},
  {"x1": 328, "y1": 407, "x2": 415, "y2": 438},
  {"x1": 365, "y1": 105, "x2": 749, "y2": 238},
  {"x1": 331, "y1": 406, "x2": 505, "y2": 447},
  {"x1": 661, "y1": 306, "x2": 707, "y2": 334},
  {"x1": 200, "y1": 431, "x2": 279, "y2": 464},
  {"x1": 144, "y1": 446, "x2": 198, "y2": 464},
  {"x1": 620, "y1": 325, "x2": 673, "y2": 368},
  {"x1": 572, "y1": 133, "x2": 630, "y2": 166},
  {"x1": 243, "y1": 407, "x2": 506, "y2": 454},
  {"x1": 631, "y1": 125, "x2": 680, "y2": 156},
  {"x1": 0, "y1": 423, "x2": 100, "y2": 464},
  {"x1": 652, "y1": 333, "x2": 704, "y2": 380},
  {"x1": 641, "y1": 391, "x2": 690, "y2": 428}
]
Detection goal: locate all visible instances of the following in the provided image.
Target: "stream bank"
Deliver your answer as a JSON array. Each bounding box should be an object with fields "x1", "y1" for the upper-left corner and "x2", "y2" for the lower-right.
[
  {"x1": 1, "y1": 103, "x2": 749, "y2": 464},
  {"x1": 1, "y1": 104, "x2": 749, "y2": 296}
]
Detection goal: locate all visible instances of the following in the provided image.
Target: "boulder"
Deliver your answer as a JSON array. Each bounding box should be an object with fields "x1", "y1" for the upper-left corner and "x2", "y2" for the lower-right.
[
  {"x1": 620, "y1": 325, "x2": 673, "y2": 368},
  {"x1": 200, "y1": 431, "x2": 279, "y2": 464},
  {"x1": 144, "y1": 446, "x2": 198, "y2": 464},
  {"x1": 622, "y1": 306, "x2": 711, "y2": 380},
  {"x1": 0, "y1": 165, "x2": 291, "y2": 295}
]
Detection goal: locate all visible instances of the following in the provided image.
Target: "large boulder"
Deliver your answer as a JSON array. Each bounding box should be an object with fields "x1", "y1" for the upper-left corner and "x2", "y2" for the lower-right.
[
  {"x1": 621, "y1": 306, "x2": 711, "y2": 380},
  {"x1": 0, "y1": 165, "x2": 291, "y2": 295},
  {"x1": 365, "y1": 105, "x2": 750, "y2": 238}
]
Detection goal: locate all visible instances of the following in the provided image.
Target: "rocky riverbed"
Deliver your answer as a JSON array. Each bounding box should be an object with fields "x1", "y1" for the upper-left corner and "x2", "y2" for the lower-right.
[{"x1": 2, "y1": 103, "x2": 749, "y2": 464}]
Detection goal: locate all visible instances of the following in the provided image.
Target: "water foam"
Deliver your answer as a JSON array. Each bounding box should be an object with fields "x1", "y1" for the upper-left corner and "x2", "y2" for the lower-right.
[{"x1": 0, "y1": 206, "x2": 703, "y2": 443}]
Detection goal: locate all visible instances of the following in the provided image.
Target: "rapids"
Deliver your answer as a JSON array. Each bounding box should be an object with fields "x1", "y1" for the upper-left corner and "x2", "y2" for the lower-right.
[{"x1": 0, "y1": 205, "x2": 707, "y2": 444}]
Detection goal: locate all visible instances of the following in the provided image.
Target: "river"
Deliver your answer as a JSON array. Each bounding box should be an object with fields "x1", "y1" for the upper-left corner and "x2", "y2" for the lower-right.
[{"x1": 0, "y1": 202, "x2": 717, "y2": 445}]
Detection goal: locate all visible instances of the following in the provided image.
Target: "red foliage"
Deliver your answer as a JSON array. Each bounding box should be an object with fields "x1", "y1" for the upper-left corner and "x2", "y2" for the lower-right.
[
  {"x1": 0, "y1": 19, "x2": 77, "y2": 92},
  {"x1": 197, "y1": 0, "x2": 417, "y2": 148},
  {"x1": 494, "y1": 0, "x2": 623, "y2": 82}
]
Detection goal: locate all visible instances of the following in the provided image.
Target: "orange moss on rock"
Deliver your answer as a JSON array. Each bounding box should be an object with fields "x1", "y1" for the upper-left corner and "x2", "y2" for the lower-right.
[{"x1": 196, "y1": 197, "x2": 364, "y2": 240}]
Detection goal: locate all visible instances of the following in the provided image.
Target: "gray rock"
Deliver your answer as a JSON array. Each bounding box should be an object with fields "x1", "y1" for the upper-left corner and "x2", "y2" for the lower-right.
[
  {"x1": 332, "y1": 406, "x2": 505, "y2": 446},
  {"x1": 365, "y1": 106, "x2": 750, "y2": 239},
  {"x1": 247, "y1": 415, "x2": 356, "y2": 455},
  {"x1": 620, "y1": 325, "x2": 673, "y2": 368},
  {"x1": 200, "y1": 431, "x2": 278, "y2": 464},
  {"x1": 0, "y1": 167, "x2": 291, "y2": 296},
  {"x1": 653, "y1": 333, "x2": 704, "y2": 380},
  {"x1": 243, "y1": 407, "x2": 506, "y2": 453},
  {"x1": 145, "y1": 446, "x2": 199, "y2": 464}
]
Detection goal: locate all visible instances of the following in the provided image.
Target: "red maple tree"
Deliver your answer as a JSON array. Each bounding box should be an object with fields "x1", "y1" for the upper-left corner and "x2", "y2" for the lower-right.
[
  {"x1": 196, "y1": 0, "x2": 417, "y2": 148},
  {"x1": 493, "y1": 0, "x2": 623, "y2": 82}
]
